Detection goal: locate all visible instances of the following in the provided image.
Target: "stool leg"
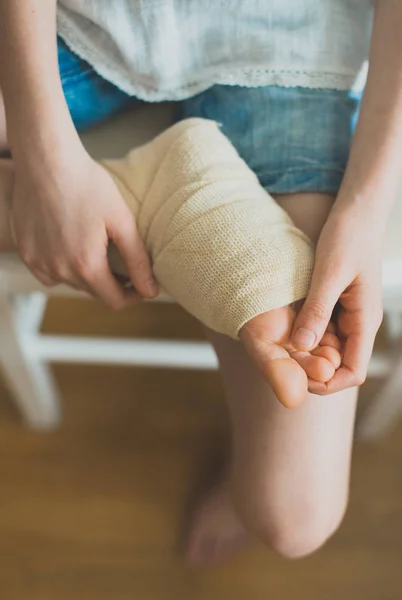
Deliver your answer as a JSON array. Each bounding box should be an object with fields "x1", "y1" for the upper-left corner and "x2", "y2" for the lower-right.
[
  {"x1": 386, "y1": 312, "x2": 402, "y2": 342},
  {"x1": 0, "y1": 294, "x2": 61, "y2": 429},
  {"x1": 357, "y1": 356, "x2": 402, "y2": 440}
]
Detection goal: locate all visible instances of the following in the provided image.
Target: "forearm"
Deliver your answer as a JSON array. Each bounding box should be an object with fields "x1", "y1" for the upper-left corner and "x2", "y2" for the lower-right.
[
  {"x1": 0, "y1": 1, "x2": 80, "y2": 165},
  {"x1": 336, "y1": 0, "x2": 402, "y2": 223}
]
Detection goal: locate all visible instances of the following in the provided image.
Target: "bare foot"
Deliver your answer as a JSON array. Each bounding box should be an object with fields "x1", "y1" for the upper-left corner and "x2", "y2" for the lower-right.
[
  {"x1": 239, "y1": 305, "x2": 341, "y2": 409},
  {"x1": 186, "y1": 482, "x2": 250, "y2": 565}
]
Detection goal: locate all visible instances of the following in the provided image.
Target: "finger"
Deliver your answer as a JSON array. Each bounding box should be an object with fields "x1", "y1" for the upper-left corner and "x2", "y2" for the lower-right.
[
  {"x1": 31, "y1": 269, "x2": 59, "y2": 288},
  {"x1": 18, "y1": 250, "x2": 59, "y2": 287},
  {"x1": 291, "y1": 270, "x2": 341, "y2": 352},
  {"x1": 87, "y1": 261, "x2": 141, "y2": 310},
  {"x1": 306, "y1": 378, "x2": 329, "y2": 395},
  {"x1": 42, "y1": 268, "x2": 93, "y2": 296},
  {"x1": 307, "y1": 322, "x2": 376, "y2": 395},
  {"x1": 325, "y1": 321, "x2": 337, "y2": 334},
  {"x1": 67, "y1": 276, "x2": 98, "y2": 297},
  {"x1": 319, "y1": 332, "x2": 341, "y2": 351},
  {"x1": 109, "y1": 216, "x2": 158, "y2": 299},
  {"x1": 324, "y1": 327, "x2": 376, "y2": 394}
]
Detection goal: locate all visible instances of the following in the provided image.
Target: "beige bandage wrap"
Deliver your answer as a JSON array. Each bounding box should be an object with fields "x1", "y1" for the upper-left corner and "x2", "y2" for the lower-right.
[{"x1": 104, "y1": 118, "x2": 315, "y2": 339}]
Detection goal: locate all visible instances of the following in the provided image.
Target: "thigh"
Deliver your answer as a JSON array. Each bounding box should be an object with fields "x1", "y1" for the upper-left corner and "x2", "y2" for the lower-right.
[{"x1": 207, "y1": 192, "x2": 358, "y2": 526}]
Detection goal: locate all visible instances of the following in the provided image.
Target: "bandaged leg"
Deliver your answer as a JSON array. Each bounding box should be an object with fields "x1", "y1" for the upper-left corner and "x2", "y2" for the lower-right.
[
  {"x1": 105, "y1": 118, "x2": 314, "y2": 338},
  {"x1": 0, "y1": 120, "x2": 340, "y2": 408},
  {"x1": 103, "y1": 119, "x2": 340, "y2": 407}
]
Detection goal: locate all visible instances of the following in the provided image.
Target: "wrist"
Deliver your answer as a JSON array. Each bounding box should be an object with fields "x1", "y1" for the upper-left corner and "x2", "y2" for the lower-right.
[
  {"x1": 334, "y1": 167, "x2": 398, "y2": 226},
  {"x1": 3, "y1": 60, "x2": 80, "y2": 157},
  {"x1": 10, "y1": 111, "x2": 85, "y2": 173},
  {"x1": 329, "y1": 193, "x2": 389, "y2": 246},
  {"x1": 13, "y1": 133, "x2": 89, "y2": 187}
]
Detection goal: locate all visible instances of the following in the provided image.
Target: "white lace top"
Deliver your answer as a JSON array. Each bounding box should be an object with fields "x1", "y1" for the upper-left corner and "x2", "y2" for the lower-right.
[{"x1": 57, "y1": 0, "x2": 374, "y2": 102}]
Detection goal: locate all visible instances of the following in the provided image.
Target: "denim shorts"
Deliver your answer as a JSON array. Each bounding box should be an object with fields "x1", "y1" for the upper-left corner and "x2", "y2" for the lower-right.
[{"x1": 59, "y1": 38, "x2": 362, "y2": 196}]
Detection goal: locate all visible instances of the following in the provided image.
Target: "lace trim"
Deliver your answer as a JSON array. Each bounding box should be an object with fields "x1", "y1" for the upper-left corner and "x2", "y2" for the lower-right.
[{"x1": 58, "y1": 12, "x2": 367, "y2": 103}]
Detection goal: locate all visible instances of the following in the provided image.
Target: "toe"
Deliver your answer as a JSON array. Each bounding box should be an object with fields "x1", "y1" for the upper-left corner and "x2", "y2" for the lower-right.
[
  {"x1": 264, "y1": 356, "x2": 308, "y2": 408},
  {"x1": 292, "y1": 351, "x2": 335, "y2": 383},
  {"x1": 312, "y1": 345, "x2": 341, "y2": 369},
  {"x1": 240, "y1": 307, "x2": 310, "y2": 408}
]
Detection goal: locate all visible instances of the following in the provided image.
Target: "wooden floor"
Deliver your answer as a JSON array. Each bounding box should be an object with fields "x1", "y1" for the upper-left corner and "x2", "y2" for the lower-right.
[{"x1": 1, "y1": 299, "x2": 402, "y2": 600}]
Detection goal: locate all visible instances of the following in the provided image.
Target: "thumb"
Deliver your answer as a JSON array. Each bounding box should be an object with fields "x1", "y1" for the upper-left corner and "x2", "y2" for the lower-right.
[{"x1": 292, "y1": 277, "x2": 340, "y2": 351}]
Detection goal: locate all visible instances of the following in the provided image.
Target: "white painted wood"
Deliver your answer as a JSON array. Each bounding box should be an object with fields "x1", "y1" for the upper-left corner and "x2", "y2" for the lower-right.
[
  {"x1": 0, "y1": 253, "x2": 173, "y2": 301},
  {"x1": 385, "y1": 312, "x2": 402, "y2": 342},
  {"x1": 0, "y1": 295, "x2": 61, "y2": 429},
  {"x1": 367, "y1": 352, "x2": 395, "y2": 378},
  {"x1": 27, "y1": 335, "x2": 218, "y2": 369},
  {"x1": 356, "y1": 180, "x2": 402, "y2": 439},
  {"x1": 14, "y1": 293, "x2": 48, "y2": 334},
  {"x1": 357, "y1": 352, "x2": 402, "y2": 440},
  {"x1": 17, "y1": 331, "x2": 390, "y2": 375}
]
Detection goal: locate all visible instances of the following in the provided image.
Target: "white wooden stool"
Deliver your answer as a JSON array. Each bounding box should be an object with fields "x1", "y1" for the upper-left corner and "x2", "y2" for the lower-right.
[
  {"x1": 356, "y1": 186, "x2": 402, "y2": 440},
  {"x1": 0, "y1": 104, "x2": 401, "y2": 438}
]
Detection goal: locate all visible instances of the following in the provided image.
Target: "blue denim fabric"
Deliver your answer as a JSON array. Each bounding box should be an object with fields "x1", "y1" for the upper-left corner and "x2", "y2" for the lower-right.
[
  {"x1": 177, "y1": 85, "x2": 362, "y2": 195},
  {"x1": 58, "y1": 39, "x2": 140, "y2": 131},
  {"x1": 58, "y1": 38, "x2": 362, "y2": 195}
]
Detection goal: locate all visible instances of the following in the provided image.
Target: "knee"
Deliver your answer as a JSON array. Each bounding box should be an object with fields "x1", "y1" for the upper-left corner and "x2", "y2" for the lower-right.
[
  {"x1": 267, "y1": 500, "x2": 347, "y2": 559},
  {"x1": 236, "y1": 488, "x2": 348, "y2": 559}
]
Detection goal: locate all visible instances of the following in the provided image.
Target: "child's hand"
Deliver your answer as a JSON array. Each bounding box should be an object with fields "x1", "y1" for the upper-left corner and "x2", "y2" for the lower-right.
[
  {"x1": 290, "y1": 203, "x2": 383, "y2": 394},
  {"x1": 240, "y1": 305, "x2": 341, "y2": 409},
  {"x1": 11, "y1": 145, "x2": 158, "y2": 309}
]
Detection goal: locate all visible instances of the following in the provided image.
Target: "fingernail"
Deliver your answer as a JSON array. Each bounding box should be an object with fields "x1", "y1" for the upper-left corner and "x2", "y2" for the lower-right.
[
  {"x1": 147, "y1": 279, "x2": 159, "y2": 297},
  {"x1": 293, "y1": 327, "x2": 316, "y2": 351}
]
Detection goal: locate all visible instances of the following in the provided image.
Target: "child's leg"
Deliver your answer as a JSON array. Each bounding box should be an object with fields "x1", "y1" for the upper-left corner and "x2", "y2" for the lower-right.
[
  {"x1": 0, "y1": 155, "x2": 355, "y2": 561},
  {"x1": 187, "y1": 192, "x2": 358, "y2": 563},
  {"x1": 105, "y1": 119, "x2": 341, "y2": 407},
  {"x1": 1, "y1": 128, "x2": 339, "y2": 410}
]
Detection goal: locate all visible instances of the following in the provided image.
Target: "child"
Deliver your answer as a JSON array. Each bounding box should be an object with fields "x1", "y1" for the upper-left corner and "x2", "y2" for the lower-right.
[{"x1": 1, "y1": 1, "x2": 400, "y2": 563}]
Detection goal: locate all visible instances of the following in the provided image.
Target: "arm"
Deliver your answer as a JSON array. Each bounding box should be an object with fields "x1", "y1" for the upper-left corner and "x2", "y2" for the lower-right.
[
  {"x1": 0, "y1": 1, "x2": 157, "y2": 307},
  {"x1": 0, "y1": 1, "x2": 80, "y2": 164},
  {"x1": 291, "y1": 0, "x2": 402, "y2": 393},
  {"x1": 336, "y1": 0, "x2": 402, "y2": 220}
]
